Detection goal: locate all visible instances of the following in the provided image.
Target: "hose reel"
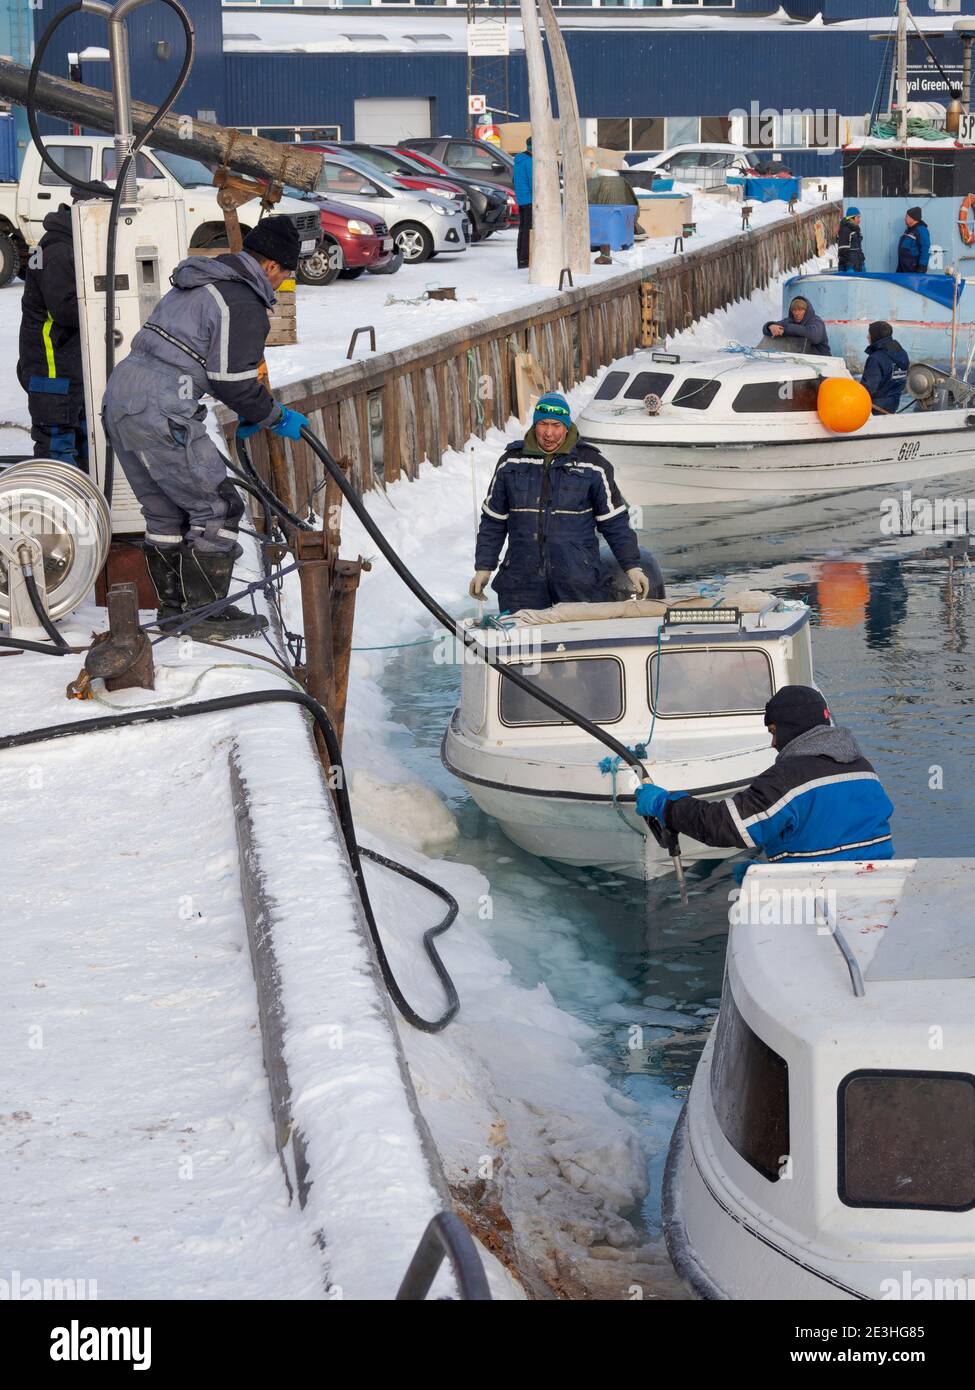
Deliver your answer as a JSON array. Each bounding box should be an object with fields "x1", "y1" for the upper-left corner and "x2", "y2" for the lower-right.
[{"x1": 0, "y1": 460, "x2": 112, "y2": 632}]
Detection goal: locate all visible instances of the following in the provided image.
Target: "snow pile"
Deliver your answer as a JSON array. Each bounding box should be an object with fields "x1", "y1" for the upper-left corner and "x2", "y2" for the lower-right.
[{"x1": 350, "y1": 769, "x2": 459, "y2": 853}]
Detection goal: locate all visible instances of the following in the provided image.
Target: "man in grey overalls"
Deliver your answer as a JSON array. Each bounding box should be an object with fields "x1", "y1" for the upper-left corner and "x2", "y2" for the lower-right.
[{"x1": 102, "y1": 215, "x2": 308, "y2": 639}]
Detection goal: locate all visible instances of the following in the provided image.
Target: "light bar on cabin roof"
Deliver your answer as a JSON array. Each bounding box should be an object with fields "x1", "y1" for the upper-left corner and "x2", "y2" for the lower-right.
[{"x1": 664, "y1": 606, "x2": 742, "y2": 626}]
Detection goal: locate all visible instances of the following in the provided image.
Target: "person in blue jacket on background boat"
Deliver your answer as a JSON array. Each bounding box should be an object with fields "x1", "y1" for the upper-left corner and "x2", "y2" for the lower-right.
[
  {"x1": 897, "y1": 207, "x2": 930, "y2": 274},
  {"x1": 763, "y1": 296, "x2": 832, "y2": 356},
  {"x1": 470, "y1": 391, "x2": 650, "y2": 612},
  {"x1": 635, "y1": 685, "x2": 894, "y2": 866},
  {"x1": 861, "y1": 320, "x2": 909, "y2": 415},
  {"x1": 513, "y1": 137, "x2": 534, "y2": 270}
]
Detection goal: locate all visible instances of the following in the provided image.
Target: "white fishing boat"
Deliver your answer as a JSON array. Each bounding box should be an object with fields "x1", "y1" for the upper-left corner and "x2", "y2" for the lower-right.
[
  {"x1": 576, "y1": 348, "x2": 975, "y2": 505},
  {"x1": 441, "y1": 592, "x2": 814, "y2": 878},
  {"x1": 664, "y1": 857, "x2": 975, "y2": 1301}
]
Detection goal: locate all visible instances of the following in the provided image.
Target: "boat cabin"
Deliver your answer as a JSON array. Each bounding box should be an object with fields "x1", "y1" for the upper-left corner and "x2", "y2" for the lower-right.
[{"x1": 457, "y1": 596, "x2": 813, "y2": 757}]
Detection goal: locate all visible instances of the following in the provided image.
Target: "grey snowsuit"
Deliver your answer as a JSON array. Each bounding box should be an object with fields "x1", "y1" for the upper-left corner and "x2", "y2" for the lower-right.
[{"x1": 102, "y1": 251, "x2": 283, "y2": 553}]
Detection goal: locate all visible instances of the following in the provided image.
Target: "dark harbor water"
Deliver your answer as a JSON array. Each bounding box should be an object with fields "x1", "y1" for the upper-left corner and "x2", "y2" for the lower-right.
[{"x1": 378, "y1": 466, "x2": 975, "y2": 1235}]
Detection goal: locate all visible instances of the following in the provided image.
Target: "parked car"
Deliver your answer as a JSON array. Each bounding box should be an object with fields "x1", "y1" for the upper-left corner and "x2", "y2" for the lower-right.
[
  {"x1": 333, "y1": 143, "x2": 510, "y2": 242},
  {"x1": 0, "y1": 135, "x2": 321, "y2": 284},
  {"x1": 303, "y1": 150, "x2": 468, "y2": 264},
  {"x1": 627, "y1": 144, "x2": 764, "y2": 188},
  {"x1": 294, "y1": 195, "x2": 398, "y2": 287},
  {"x1": 400, "y1": 137, "x2": 516, "y2": 194}
]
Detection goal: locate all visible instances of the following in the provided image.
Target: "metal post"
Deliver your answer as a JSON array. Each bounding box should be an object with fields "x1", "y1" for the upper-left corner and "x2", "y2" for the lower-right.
[
  {"x1": 104, "y1": 0, "x2": 155, "y2": 202},
  {"x1": 896, "y1": 0, "x2": 908, "y2": 142}
]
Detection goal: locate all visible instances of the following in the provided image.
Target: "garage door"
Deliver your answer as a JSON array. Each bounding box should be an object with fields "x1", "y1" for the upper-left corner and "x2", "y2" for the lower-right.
[{"x1": 354, "y1": 98, "x2": 432, "y2": 144}]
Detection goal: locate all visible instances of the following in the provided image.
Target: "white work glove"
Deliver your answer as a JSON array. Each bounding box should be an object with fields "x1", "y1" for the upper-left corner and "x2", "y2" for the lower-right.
[
  {"x1": 626, "y1": 567, "x2": 651, "y2": 599},
  {"x1": 469, "y1": 569, "x2": 492, "y2": 600}
]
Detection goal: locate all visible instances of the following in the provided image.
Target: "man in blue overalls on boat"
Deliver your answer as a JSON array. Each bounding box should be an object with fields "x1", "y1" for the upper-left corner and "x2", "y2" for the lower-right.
[
  {"x1": 469, "y1": 392, "x2": 650, "y2": 612},
  {"x1": 636, "y1": 685, "x2": 894, "y2": 867}
]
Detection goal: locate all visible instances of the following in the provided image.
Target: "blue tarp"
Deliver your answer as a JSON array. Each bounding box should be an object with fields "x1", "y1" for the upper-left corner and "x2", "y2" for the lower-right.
[
  {"x1": 727, "y1": 175, "x2": 800, "y2": 203},
  {"x1": 821, "y1": 270, "x2": 965, "y2": 311}
]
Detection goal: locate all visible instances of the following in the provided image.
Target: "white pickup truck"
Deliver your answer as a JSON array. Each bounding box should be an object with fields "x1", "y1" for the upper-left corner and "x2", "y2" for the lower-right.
[{"x1": 0, "y1": 135, "x2": 322, "y2": 286}]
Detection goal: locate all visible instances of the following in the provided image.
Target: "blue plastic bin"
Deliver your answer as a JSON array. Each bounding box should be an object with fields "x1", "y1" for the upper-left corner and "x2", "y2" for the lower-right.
[{"x1": 588, "y1": 204, "x2": 636, "y2": 251}]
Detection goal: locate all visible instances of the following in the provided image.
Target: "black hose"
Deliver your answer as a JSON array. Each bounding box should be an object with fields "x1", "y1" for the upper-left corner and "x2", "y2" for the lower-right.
[
  {"x1": 298, "y1": 426, "x2": 651, "y2": 784},
  {"x1": 230, "y1": 442, "x2": 314, "y2": 532},
  {"x1": 0, "y1": 688, "x2": 458, "y2": 1033},
  {"x1": 0, "y1": 636, "x2": 78, "y2": 655},
  {"x1": 23, "y1": 570, "x2": 70, "y2": 650}
]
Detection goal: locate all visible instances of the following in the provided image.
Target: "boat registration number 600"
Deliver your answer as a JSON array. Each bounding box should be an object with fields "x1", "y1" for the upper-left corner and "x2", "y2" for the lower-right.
[{"x1": 898, "y1": 440, "x2": 921, "y2": 461}]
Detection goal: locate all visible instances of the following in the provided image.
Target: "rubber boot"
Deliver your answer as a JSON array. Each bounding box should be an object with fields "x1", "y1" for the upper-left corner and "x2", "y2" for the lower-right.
[
  {"x1": 179, "y1": 546, "x2": 268, "y2": 641},
  {"x1": 144, "y1": 543, "x2": 185, "y2": 627}
]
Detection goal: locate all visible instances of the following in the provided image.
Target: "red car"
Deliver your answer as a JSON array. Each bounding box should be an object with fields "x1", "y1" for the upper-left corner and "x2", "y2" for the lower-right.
[
  {"x1": 295, "y1": 195, "x2": 399, "y2": 287},
  {"x1": 403, "y1": 146, "x2": 519, "y2": 227}
]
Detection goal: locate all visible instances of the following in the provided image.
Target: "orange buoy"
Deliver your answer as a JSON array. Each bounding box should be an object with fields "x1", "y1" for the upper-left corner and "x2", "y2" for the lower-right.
[{"x1": 817, "y1": 376, "x2": 872, "y2": 433}]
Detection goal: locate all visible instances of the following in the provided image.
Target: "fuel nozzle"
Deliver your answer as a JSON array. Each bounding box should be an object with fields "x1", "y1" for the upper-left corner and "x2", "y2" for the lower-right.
[{"x1": 640, "y1": 788, "x2": 689, "y2": 905}]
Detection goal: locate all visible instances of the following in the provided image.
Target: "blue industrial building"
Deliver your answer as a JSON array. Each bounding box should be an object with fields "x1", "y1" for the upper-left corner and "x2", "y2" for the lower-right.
[{"x1": 10, "y1": 0, "x2": 975, "y2": 177}]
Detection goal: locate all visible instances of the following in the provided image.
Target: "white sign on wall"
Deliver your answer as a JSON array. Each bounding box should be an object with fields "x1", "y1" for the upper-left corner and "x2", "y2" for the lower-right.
[
  {"x1": 468, "y1": 94, "x2": 487, "y2": 117},
  {"x1": 467, "y1": 19, "x2": 510, "y2": 58},
  {"x1": 959, "y1": 111, "x2": 975, "y2": 143}
]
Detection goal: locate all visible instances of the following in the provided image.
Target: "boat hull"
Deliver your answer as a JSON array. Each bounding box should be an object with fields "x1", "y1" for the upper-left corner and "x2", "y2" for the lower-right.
[
  {"x1": 585, "y1": 427, "x2": 975, "y2": 505},
  {"x1": 448, "y1": 769, "x2": 742, "y2": 878}
]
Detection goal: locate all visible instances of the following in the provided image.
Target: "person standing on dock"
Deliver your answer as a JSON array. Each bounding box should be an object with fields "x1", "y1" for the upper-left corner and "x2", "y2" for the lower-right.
[
  {"x1": 897, "y1": 208, "x2": 930, "y2": 274},
  {"x1": 469, "y1": 392, "x2": 650, "y2": 613},
  {"x1": 635, "y1": 685, "x2": 894, "y2": 867},
  {"x1": 837, "y1": 207, "x2": 865, "y2": 273},
  {"x1": 102, "y1": 215, "x2": 308, "y2": 641},
  {"x1": 514, "y1": 137, "x2": 534, "y2": 270}
]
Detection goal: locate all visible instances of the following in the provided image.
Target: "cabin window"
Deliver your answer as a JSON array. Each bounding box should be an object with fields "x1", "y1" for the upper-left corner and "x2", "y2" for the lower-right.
[
  {"x1": 594, "y1": 371, "x2": 629, "y2": 402},
  {"x1": 908, "y1": 160, "x2": 936, "y2": 197},
  {"x1": 731, "y1": 380, "x2": 820, "y2": 413},
  {"x1": 671, "y1": 378, "x2": 721, "y2": 411},
  {"x1": 648, "y1": 647, "x2": 773, "y2": 717},
  {"x1": 710, "y1": 982, "x2": 790, "y2": 1184},
  {"x1": 499, "y1": 656, "x2": 624, "y2": 728},
  {"x1": 624, "y1": 371, "x2": 675, "y2": 401},
  {"x1": 856, "y1": 165, "x2": 882, "y2": 199},
  {"x1": 838, "y1": 1071, "x2": 975, "y2": 1212}
]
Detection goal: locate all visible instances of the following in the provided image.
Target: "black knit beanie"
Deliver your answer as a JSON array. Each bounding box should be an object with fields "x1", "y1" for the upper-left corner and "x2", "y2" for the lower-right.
[
  {"x1": 869, "y1": 320, "x2": 893, "y2": 343},
  {"x1": 243, "y1": 215, "x2": 302, "y2": 271},
  {"x1": 906, "y1": 206, "x2": 923, "y2": 223},
  {"x1": 765, "y1": 685, "x2": 831, "y2": 749}
]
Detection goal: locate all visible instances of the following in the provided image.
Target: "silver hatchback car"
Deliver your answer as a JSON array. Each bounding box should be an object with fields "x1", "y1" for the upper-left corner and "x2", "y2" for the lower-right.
[{"x1": 314, "y1": 153, "x2": 469, "y2": 264}]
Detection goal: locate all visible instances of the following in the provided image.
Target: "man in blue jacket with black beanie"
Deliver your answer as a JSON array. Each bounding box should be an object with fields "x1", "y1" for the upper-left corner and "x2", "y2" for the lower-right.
[
  {"x1": 470, "y1": 391, "x2": 649, "y2": 612},
  {"x1": 635, "y1": 685, "x2": 894, "y2": 866},
  {"x1": 861, "y1": 320, "x2": 909, "y2": 414}
]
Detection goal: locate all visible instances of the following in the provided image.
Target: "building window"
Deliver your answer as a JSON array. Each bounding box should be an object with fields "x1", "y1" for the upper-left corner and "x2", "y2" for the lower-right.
[
  {"x1": 596, "y1": 118, "x2": 630, "y2": 151},
  {"x1": 776, "y1": 111, "x2": 807, "y2": 148},
  {"x1": 856, "y1": 164, "x2": 882, "y2": 198},
  {"x1": 665, "y1": 115, "x2": 699, "y2": 148},
  {"x1": 700, "y1": 116, "x2": 732, "y2": 143},
  {"x1": 631, "y1": 117, "x2": 665, "y2": 151}
]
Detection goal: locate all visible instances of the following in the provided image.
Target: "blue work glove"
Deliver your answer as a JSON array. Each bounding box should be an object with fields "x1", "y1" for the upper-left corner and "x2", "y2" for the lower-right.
[
  {"x1": 635, "y1": 784, "x2": 687, "y2": 821},
  {"x1": 236, "y1": 419, "x2": 263, "y2": 439},
  {"x1": 270, "y1": 407, "x2": 310, "y2": 442}
]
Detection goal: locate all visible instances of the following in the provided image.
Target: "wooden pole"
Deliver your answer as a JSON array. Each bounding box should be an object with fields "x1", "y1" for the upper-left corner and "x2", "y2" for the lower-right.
[
  {"x1": 330, "y1": 558, "x2": 369, "y2": 748},
  {"x1": 295, "y1": 529, "x2": 337, "y2": 766},
  {"x1": 520, "y1": 0, "x2": 563, "y2": 288},
  {"x1": 0, "y1": 58, "x2": 323, "y2": 191}
]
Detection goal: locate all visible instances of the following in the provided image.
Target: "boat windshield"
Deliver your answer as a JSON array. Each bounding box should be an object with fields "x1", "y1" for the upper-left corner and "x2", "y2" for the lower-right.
[
  {"x1": 671, "y1": 378, "x2": 721, "y2": 410},
  {"x1": 839, "y1": 1071, "x2": 975, "y2": 1211},
  {"x1": 648, "y1": 648, "x2": 773, "y2": 717},
  {"x1": 499, "y1": 656, "x2": 624, "y2": 727}
]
